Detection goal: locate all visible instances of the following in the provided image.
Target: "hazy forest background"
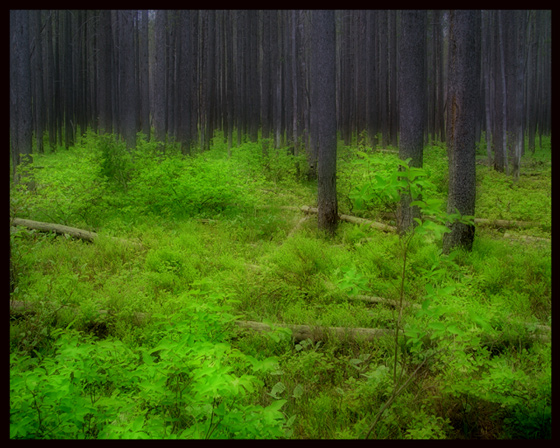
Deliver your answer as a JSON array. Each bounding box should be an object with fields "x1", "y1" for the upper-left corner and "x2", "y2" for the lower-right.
[{"x1": 10, "y1": 10, "x2": 551, "y2": 440}]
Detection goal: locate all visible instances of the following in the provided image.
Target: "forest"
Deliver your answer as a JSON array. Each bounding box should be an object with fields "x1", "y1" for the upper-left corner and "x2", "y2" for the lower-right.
[{"x1": 10, "y1": 10, "x2": 550, "y2": 439}]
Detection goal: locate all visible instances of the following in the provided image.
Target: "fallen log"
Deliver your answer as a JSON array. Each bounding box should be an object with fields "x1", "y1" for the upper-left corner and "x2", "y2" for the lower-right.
[
  {"x1": 9, "y1": 300, "x2": 391, "y2": 343},
  {"x1": 351, "y1": 295, "x2": 420, "y2": 310},
  {"x1": 274, "y1": 205, "x2": 397, "y2": 233},
  {"x1": 503, "y1": 232, "x2": 551, "y2": 243},
  {"x1": 10, "y1": 300, "x2": 148, "y2": 326},
  {"x1": 474, "y1": 218, "x2": 538, "y2": 229},
  {"x1": 11, "y1": 300, "x2": 550, "y2": 344},
  {"x1": 379, "y1": 212, "x2": 538, "y2": 229},
  {"x1": 11, "y1": 218, "x2": 143, "y2": 248},
  {"x1": 234, "y1": 320, "x2": 393, "y2": 342}
]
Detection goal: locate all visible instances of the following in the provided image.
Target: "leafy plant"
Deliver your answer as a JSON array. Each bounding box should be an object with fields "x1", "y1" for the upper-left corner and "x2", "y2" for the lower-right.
[{"x1": 10, "y1": 290, "x2": 290, "y2": 439}]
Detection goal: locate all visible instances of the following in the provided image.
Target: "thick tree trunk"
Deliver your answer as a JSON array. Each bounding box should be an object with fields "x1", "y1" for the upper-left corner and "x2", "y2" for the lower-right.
[
  {"x1": 10, "y1": 10, "x2": 33, "y2": 180},
  {"x1": 397, "y1": 10, "x2": 426, "y2": 234},
  {"x1": 312, "y1": 10, "x2": 338, "y2": 235},
  {"x1": 119, "y1": 10, "x2": 137, "y2": 149},
  {"x1": 443, "y1": 10, "x2": 480, "y2": 254}
]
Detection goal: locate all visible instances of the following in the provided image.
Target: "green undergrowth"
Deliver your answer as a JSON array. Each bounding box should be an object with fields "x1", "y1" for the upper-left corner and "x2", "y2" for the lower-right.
[{"x1": 10, "y1": 132, "x2": 551, "y2": 439}]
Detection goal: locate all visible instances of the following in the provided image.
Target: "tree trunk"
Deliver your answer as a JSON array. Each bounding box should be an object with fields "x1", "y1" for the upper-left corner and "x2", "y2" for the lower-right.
[
  {"x1": 388, "y1": 10, "x2": 398, "y2": 148},
  {"x1": 378, "y1": 11, "x2": 389, "y2": 147},
  {"x1": 153, "y1": 10, "x2": 167, "y2": 144},
  {"x1": 10, "y1": 10, "x2": 33, "y2": 180},
  {"x1": 139, "y1": 10, "x2": 150, "y2": 140},
  {"x1": 443, "y1": 10, "x2": 480, "y2": 254},
  {"x1": 312, "y1": 10, "x2": 338, "y2": 235},
  {"x1": 397, "y1": 10, "x2": 426, "y2": 234},
  {"x1": 30, "y1": 10, "x2": 44, "y2": 154},
  {"x1": 177, "y1": 10, "x2": 192, "y2": 155},
  {"x1": 118, "y1": 10, "x2": 137, "y2": 150}
]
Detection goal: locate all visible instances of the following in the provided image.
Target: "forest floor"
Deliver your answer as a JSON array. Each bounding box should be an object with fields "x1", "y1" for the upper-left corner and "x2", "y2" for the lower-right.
[{"x1": 10, "y1": 132, "x2": 551, "y2": 439}]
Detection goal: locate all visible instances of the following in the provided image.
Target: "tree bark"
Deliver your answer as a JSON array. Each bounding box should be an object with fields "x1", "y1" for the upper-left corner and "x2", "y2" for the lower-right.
[
  {"x1": 153, "y1": 10, "x2": 167, "y2": 144},
  {"x1": 30, "y1": 10, "x2": 45, "y2": 154},
  {"x1": 139, "y1": 10, "x2": 150, "y2": 140},
  {"x1": 312, "y1": 10, "x2": 338, "y2": 235},
  {"x1": 10, "y1": 10, "x2": 33, "y2": 180},
  {"x1": 118, "y1": 10, "x2": 137, "y2": 149},
  {"x1": 397, "y1": 10, "x2": 426, "y2": 234},
  {"x1": 443, "y1": 10, "x2": 480, "y2": 254},
  {"x1": 177, "y1": 10, "x2": 192, "y2": 155}
]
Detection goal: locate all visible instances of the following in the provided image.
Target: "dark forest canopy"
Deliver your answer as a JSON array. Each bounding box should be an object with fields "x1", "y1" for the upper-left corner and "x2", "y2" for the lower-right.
[{"x1": 10, "y1": 10, "x2": 551, "y2": 178}]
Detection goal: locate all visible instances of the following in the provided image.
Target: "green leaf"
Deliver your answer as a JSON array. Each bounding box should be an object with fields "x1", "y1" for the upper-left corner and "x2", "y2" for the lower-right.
[
  {"x1": 267, "y1": 381, "x2": 286, "y2": 399},
  {"x1": 428, "y1": 321, "x2": 446, "y2": 331},
  {"x1": 266, "y1": 399, "x2": 287, "y2": 412},
  {"x1": 292, "y1": 383, "x2": 304, "y2": 399}
]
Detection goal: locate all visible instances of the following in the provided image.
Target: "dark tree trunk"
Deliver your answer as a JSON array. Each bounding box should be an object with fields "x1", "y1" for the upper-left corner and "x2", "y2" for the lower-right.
[
  {"x1": 272, "y1": 11, "x2": 283, "y2": 149},
  {"x1": 482, "y1": 10, "x2": 493, "y2": 164},
  {"x1": 44, "y1": 11, "x2": 57, "y2": 149},
  {"x1": 62, "y1": 10, "x2": 74, "y2": 148},
  {"x1": 261, "y1": 10, "x2": 272, "y2": 152},
  {"x1": 388, "y1": 10, "x2": 398, "y2": 148},
  {"x1": 312, "y1": 10, "x2": 338, "y2": 235},
  {"x1": 526, "y1": 11, "x2": 538, "y2": 153},
  {"x1": 496, "y1": 10, "x2": 509, "y2": 173},
  {"x1": 365, "y1": 10, "x2": 378, "y2": 147},
  {"x1": 139, "y1": 10, "x2": 150, "y2": 140},
  {"x1": 291, "y1": 10, "x2": 299, "y2": 155},
  {"x1": 30, "y1": 10, "x2": 44, "y2": 154},
  {"x1": 10, "y1": 10, "x2": 33, "y2": 179},
  {"x1": 397, "y1": 10, "x2": 426, "y2": 234},
  {"x1": 177, "y1": 10, "x2": 192, "y2": 155},
  {"x1": 378, "y1": 11, "x2": 389, "y2": 147},
  {"x1": 225, "y1": 10, "x2": 235, "y2": 152},
  {"x1": 434, "y1": 10, "x2": 445, "y2": 143},
  {"x1": 248, "y1": 11, "x2": 260, "y2": 143},
  {"x1": 118, "y1": 10, "x2": 137, "y2": 149},
  {"x1": 97, "y1": 10, "x2": 112, "y2": 135},
  {"x1": 512, "y1": 10, "x2": 527, "y2": 180},
  {"x1": 153, "y1": 10, "x2": 167, "y2": 143},
  {"x1": 443, "y1": 10, "x2": 480, "y2": 254}
]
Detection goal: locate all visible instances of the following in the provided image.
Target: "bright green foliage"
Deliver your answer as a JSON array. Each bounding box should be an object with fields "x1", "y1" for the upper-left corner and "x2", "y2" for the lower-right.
[
  {"x1": 10, "y1": 133, "x2": 550, "y2": 439},
  {"x1": 10, "y1": 291, "x2": 289, "y2": 439}
]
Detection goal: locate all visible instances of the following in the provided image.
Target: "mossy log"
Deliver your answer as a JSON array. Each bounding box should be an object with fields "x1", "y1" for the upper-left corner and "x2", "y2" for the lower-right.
[
  {"x1": 276, "y1": 205, "x2": 397, "y2": 233},
  {"x1": 9, "y1": 300, "x2": 391, "y2": 343},
  {"x1": 234, "y1": 320, "x2": 393, "y2": 342},
  {"x1": 11, "y1": 218, "x2": 143, "y2": 248},
  {"x1": 380, "y1": 212, "x2": 538, "y2": 229},
  {"x1": 351, "y1": 295, "x2": 420, "y2": 310},
  {"x1": 10, "y1": 300, "x2": 549, "y2": 344},
  {"x1": 503, "y1": 232, "x2": 551, "y2": 243}
]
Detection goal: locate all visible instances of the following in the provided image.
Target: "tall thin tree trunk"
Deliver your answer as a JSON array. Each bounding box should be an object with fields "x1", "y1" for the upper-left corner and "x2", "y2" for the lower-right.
[
  {"x1": 312, "y1": 10, "x2": 338, "y2": 235},
  {"x1": 10, "y1": 10, "x2": 33, "y2": 180},
  {"x1": 397, "y1": 10, "x2": 426, "y2": 234},
  {"x1": 443, "y1": 10, "x2": 480, "y2": 254},
  {"x1": 153, "y1": 10, "x2": 167, "y2": 144}
]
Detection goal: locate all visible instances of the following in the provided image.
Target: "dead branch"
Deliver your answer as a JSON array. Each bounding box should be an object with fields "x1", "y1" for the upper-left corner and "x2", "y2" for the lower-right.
[
  {"x1": 272, "y1": 205, "x2": 397, "y2": 233},
  {"x1": 234, "y1": 320, "x2": 393, "y2": 342},
  {"x1": 503, "y1": 232, "x2": 550, "y2": 243},
  {"x1": 11, "y1": 218, "x2": 143, "y2": 248}
]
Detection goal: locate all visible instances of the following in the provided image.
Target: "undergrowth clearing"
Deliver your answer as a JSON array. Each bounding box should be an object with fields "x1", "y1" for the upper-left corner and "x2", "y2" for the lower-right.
[{"x1": 10, "y1": 132, "x2": 551, "y2": 439}]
